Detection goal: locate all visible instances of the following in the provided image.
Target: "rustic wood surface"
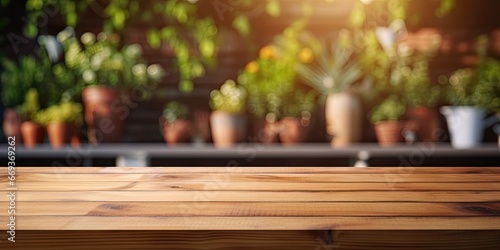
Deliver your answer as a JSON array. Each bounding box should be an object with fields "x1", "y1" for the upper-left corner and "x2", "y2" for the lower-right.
[
  {"x1": 1, "y1": 166, "x2": 500, "y2": 249},
  {"x1": 1, "y1": 167, "x2": 500, "y2": 231}
]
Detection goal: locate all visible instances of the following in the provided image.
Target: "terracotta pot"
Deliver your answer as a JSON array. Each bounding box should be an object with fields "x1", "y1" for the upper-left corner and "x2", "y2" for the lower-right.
[
  {"x1": 3, "y1": 108, "x2": 22, "y2": 143},
  {"x1": 82, "y1": 86, "x2": 125, "y2": 144},
  {"x1": 374, "y1": 121, "x2": 404, "y2": 147},
  {"x1": 252, "y1": 119, "x2": 279, "y2": 143},
  {"x1": 210, "y1": 111, "x2": 247, "y2": 148},
  {"x1": 160, "y1": 117, "x2": 191, "y2": 145},
  {"x1": 47, "y1": 122, "x2": 73, "y2": 148},
  {"x1": 70, "y1": 125, "x2": 81, "y2": 148},
  {"x1": 325, "y1": 92, "x2": 363, "y2": 147},
  {"x1": 20, "y1": 121, "x2": 45, "y2": 148},
  {"x1": 279, "y1": 117, "x2": 310, "y2": 145},
  {"x1": 406, "y1": 106, "x2": 440, "y2": 142}
]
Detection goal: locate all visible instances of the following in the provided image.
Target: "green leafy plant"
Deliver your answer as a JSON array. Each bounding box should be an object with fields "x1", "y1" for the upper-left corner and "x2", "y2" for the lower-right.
[
  {"x1": 17, "y1": 88, "x2": 40, "y2": 121},
  {"x1": 58, "y1": 29, "x2": 165, "y2": 94},
  {"x1": 238, "y1": 19, "x2": 316, "y2": 119},
  {"x1": 370, "y1": 95, "x2": 407, "y2": 124},
  {"x1": 162, "y1": 101, "x2": 190, "y2": 124},
  {"x1": 1, "y1": 48, "x2": 56, "y2": 108},
  {"x1": 209, "y1": 79, "x2": 247, "y2": 114},
  {"x1": 444, "y1": 59, "x2": 500, "y2": 112},
  {"x1": 443, "y1": 35, "x2": 500, "y2": 112},
  {"x1": 35, "y1": 100, "x2": 83, "y2": 126},
  {"x1": 297, "y1": 39, "x2": 363, "y2": 96},
  {"x1": 282, "y1": 89, "x2": 317, "y2": 118}
]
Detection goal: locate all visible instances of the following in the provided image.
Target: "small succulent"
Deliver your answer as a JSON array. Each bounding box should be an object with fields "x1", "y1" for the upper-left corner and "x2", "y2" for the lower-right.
[
  {"x1": 209, "y1": 79, "x2": 248, "y2": 114},
  {"x1": 162, "y1": 101, "x2": 190, "y2": 124}
]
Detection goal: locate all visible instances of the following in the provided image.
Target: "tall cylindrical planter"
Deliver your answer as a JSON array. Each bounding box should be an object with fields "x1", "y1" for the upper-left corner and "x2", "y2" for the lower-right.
[
  {"x1": 47, "y1": 122, "x2": 73, "y2": 149},
  {"x1": 20, "y1": 121, "x2": 44, "y2": 148},
  {"x1": 325, "y1": 92, "x2": 363, "y2": 147},
  {"x1": 210, "y1": 111, "x2": 247, "y2": 148},
  {"x1": 82, "y1": 86, "x2": 124, "y2": 144},
  {"x1": 3, "y1": 108, "x2": 22, "y2": 143},
  {"x1": 374, "y1": 121, "x2": 404, "y2": 147},
  {"x1": 406, "y1": 106, "x2": 441, "y2": 142},
  {"x1": 440, "y1": 106, "x2": 485, "y2": 148},
  {"x1": 279, "y1": 117, "x2": 310, "y2": 145}
]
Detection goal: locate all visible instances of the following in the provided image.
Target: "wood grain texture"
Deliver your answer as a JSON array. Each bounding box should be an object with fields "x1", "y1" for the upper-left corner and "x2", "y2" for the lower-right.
[
  {"x1": 2, "y1": 216, "x2": 500, "y2": 230},
  {"x1": 1, "y1": 167, "x2": 499, "y2": 232},
  {"x1": 12, "y1": 166, "x2": 500, "y2": 174},
  {"x1": 13, "y1": 181, "x2": 500, "y2": 191},
  {"x1": 6, "y1": 230, "x2": 499, "y2": 250},
  {"x1": 4, "y1": 173, "x2": 500, "y2": 182},
  {"x1": 2, "y1": 201, "x2": 499, "y2": 217}
]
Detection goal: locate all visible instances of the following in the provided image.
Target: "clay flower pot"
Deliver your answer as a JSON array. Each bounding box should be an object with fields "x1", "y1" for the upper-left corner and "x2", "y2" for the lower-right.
[
  {"x1": 325, "y1": 92, "x2": 363, "y2": 147},
  {"x1": 47, "y1": 122, "x2": 74, "y2": 149},
  {"x1": 20, "y1": 121, "x2": 45, "y2": 148},
  {"x1": 374, "y1": 121, "x2": 404, "y2": 147},
  {"x1": 160, "y1": 117, "x2": 191, "y2": 145},
  {"x1": 210, "y1": 111, "x2": 247, "y2": 148},
  {"x1": 82, "y1": 86, "x2": 125, "y2": 144},
  {"x1": 3, "y1": 108, "x2": 22, "y2": 143},
  {"x1": 406, "y1": 106, "x2": 441, "y2": 142},
  {"x1": 278, "y1": 117, "x2": 310, "y2": 145}
]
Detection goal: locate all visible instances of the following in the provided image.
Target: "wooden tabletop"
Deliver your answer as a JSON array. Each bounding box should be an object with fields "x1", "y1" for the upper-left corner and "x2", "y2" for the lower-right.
[{"x1": 1, "y1": 167, "x2": 500, "y2": 230}]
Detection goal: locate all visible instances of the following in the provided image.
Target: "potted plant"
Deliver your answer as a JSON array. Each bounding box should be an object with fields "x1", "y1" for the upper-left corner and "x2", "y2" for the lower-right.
[
  {"x1": 1, "y1": 54, "x2": 46, "y2": 143},
  {"x1": 279, "y1": 89, "x2": 316, "y2": 145},
  {"x1": 297, "y1": 39, "x2": 364, "y2": 147},
  {"x1": 370, "y1": 95, "x2": 407, "y2": 146},
  {"x1": 160, "y1": 101, "x2": 191, "y2": 145},
  {"x1": 17, "y1": 89, "x2": 45, "y2": 148},
  {"x1": 209, "y1": 79, "x2": 248, "y2": 148},
  {"x1": 401, "y1": 48, "x2": 442, "y2": 143},
  {"x1": 35, "y1": 100, "x2": 83, "y2": 148},
  {"x1": 57, "y1": 29, "x2": 165, "y2": 144},
  {"x1": 441, "y1": 58, "x2": 500, "y2": 148}
]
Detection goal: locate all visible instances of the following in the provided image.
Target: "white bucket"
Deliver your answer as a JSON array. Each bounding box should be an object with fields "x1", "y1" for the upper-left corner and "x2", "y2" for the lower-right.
[{"x1": 440, "y1": 106, "x2": 485, "y2": 148}]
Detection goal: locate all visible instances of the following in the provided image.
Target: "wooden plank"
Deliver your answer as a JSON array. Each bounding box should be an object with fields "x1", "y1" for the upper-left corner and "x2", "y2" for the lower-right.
[
  {"x1": 3, "y1": 216, "x2": 500, "y2": 230},
  {"x1": 2, "y1": 201, "x2": 499, "y2": 217},
  {"x1": 9, "y1": 166, "x2": 500, "y2": 174},
  {"x1": 5, "y1": 173, "x2": 500, "y2": 182},
  {"x1": 5, "y1": 230, "x2": 500, "y2": 250},
  {"x1": 15, "y1": 181, "x2": 500, "y2": 191},
  {"x1": 3, "y1": 190, "x2": 500, "y2": 202},
  {"x1": 2, "y1": 230, "x2": 324, "y2": 250}
]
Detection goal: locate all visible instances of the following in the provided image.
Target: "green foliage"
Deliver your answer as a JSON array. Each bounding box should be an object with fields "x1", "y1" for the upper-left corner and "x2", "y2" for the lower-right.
[
  {"x1": 35, "y1": 100, "x2": 83, "y2": 126},
  {"x1": 297, "y1": 39, "x2": 362, "y2": 96},
  {"x1": 282, "y1": 89, "x2": 317, "y2": 118},
  {"x1": 162, "y1": 101, "x2": 189, "y2": 124},
  {"x1": 238, "y1": 19, "x2": 316, "y2": 119},
  {"x1": 443, "y1": 36, "x2": 500, "y2": 112},
  {"x1": 444, "y1": 58, "x2": 500, "y2": 112},
  {"x1": 370, "y1": 95, "x2": 406, "y2": 123},
  {"x1": 209, "y1": 79, "x2": 247, "y2": 114},
  {"x1": 58, "y1": 29, "x2": 165, "y2": 95},
  {"x1": 17, "y1": 88, "x2": 40, "y2": 121},
  {"x1": 1, "y1": 47, "x2": 56, "y2": 108}
]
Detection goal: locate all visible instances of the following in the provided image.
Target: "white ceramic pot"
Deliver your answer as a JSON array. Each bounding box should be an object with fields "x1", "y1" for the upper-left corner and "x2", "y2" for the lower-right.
[
  {"x1": 440, "y1": 106, "x2": 485, "y2": 148},
  {"x1": 210, "y1": 111, "x2": 247, "y2": 148}
]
